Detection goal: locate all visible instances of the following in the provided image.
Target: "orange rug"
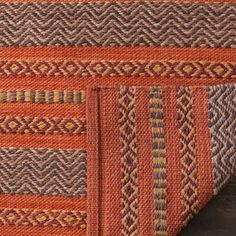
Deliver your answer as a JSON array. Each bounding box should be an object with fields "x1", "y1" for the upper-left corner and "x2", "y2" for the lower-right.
[
  {"x1": 87, "y1": 84, "x2": 235, "y2": 235},
  {"x1": 0, "y1": 1, "x2": 235, "y2": 235}
]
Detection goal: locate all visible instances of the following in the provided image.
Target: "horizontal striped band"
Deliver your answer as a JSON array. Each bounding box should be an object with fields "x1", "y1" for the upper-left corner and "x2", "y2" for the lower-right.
[
  {"x1": 1, "y1": 0, "x2": 236, "y2": 3},
  {"x1": 0, "y1": 89, "x2": 85, "y2": 104},
  {"x1": 0, "y1": 116, "x2": 86, "y2": 136},
  {"x1": 0, "y1": 147, "x2": 87, "y2": 196},
  {"x1": 0, "y1": 60, "x2": 236, "y2": 79},
  {"x1": 1, "y1": 2, "x2": 236, "y2": 47},
  {"x1": 0, "y1": 208, "x2": 86, "y2": 229}
]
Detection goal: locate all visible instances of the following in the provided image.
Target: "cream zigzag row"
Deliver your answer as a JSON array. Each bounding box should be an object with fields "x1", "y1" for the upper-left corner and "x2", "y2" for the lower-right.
[
  {"x1": 1, "y1": 2, "x2": 236, "y2": 47},
  {"x1": 208, "y1": 84, "x2": 236, "y2": 194},
  {"x1": 0, "y1": 147, "x2": 87, "y2": 196}
]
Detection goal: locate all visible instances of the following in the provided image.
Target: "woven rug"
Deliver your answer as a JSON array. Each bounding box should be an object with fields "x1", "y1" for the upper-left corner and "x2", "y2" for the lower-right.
[{"x1": 0, "y1": 1, "x2": 235, "y2": 236}]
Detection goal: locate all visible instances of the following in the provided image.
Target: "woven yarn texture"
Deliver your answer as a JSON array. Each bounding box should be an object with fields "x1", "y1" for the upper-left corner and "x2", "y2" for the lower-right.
[{"x1": 0, "y1": 0, "x2": 235, "y2": 236}]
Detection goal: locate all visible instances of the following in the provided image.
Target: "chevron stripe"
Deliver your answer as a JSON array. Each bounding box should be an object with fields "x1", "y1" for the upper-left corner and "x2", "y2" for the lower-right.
[
  {"x1": 0, "y1": 147, "x2": 86, "y2": 196},
  {"x1": 1, "y1": 2, "x2": 236, "y2": 47},
  {"x1": 0, "y1": 116, "x2": 86, "y2": 136},
  {"x1": 149, "y1": 87, "x2": 167, "y2": 235},
  {"x1": 176, "y1": 87, "x2": 199, "y2": 226},
  {"x1": 1, "y1": 60, "x2": 236, "y2": 79},
  {"x1": 118, "y1": 86, "x2": 139, "y2": 236},
  {"x1": 208, "y1": 84, "x2": 236, "y2": 195},
  {"x1": 0, "y1": 89, "x2": 85, "y2": 104},
  {"x1": 0, "y1": 208, "x2": 86, "y2": 229}
]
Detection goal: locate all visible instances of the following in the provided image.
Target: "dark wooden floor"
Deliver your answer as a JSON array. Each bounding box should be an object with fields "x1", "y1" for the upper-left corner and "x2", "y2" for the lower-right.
[{"x1": 179, "y1": 177, "x2": 236, "y2": 236}]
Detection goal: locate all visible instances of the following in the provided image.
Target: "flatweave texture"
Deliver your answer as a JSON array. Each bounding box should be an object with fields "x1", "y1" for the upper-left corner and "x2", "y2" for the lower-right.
[
  {"x1": 0, "y1": 0, "x2": 236, "y2": 235},
  {"x1": 1, "y1": 2, "x2": 236, "y2": 47},
  {"x1": 87, "y1": 84, "x2": 236, "y2": 236}
]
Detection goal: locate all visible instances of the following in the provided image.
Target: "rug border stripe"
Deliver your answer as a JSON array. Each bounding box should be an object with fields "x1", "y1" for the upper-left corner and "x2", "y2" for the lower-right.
[
  {"x1": 192, "y1": 87, "x2": 214, "y2": 208},
  {"x1": 1, "y1": 47, "x2": 236, "y2": 62},
  {"x1": 164, "y1": 87, "x2": 183, "y2": 235},
  {"x1": 136, "y1": 87, "x2": 154, "y2": 234}
]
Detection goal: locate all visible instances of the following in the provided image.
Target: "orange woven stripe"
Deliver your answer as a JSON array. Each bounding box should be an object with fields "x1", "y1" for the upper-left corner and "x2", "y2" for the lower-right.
[
  {"x1": 101, "y1": 88, "x2": 122, "y2": 236},
  {"x1": 193, "y1": 87, "x2": 214, "y2": 208},
  {"x1": 0, "y1": 77, "x2": 84, "y2": 90},
  {"x1": 164, "y1": 88, "x2": 183, "y2": 236},
  {"x1": 0, "y1": 76, "x2": 232, "y2": 92},
  {"x1": 87, "y1": 88, "x2": 122, "y2": 236},
  {"x1": 0, "y1": 225, "x2": 86, "y2": 236},
  {"x1": 0, "y1": 195, "x2": 86, "y2": 211},
  {"x1": 1, "y1": 46, "x2": 236, "y2": 62},
  {"x1": 87, "y1": 88, "x2": 100, "y2": 236},
  {"x1": 0, "y1": 103, "x2": 85, "y2": 118},
  {"x1": 0, "y1": 133, "x2": 86, "y2": 149},
  {"x1": 136, "y1": 88, "x2": 154, "y2": 234}
]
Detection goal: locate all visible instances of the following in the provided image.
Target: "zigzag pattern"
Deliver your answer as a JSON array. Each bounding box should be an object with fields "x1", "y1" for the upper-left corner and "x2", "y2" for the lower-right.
[
  {"x1": 208, "y1": 84, "x2": 236, "y2": 194},
  {"x1": 177, "y1": 87, "x2": 199, "y2": 226},
  {"x1": 149, "y1": 87, "x2": 167, "y2": 234},
  {"x1": 0, "y1": 208, "x2": 86, "y2": 228},
  {"x1": 0, "y1": 116, "x2": 86, "y2": 135},
  {"x1": 118, "y1": 86, "x2": 139, "y2": 236},
  {"x1": 1, "y1": 60, "x2": 236, "y2": 79},
  {"x1": 0, "y1": 89, "x2": 85, "y2": 104},
  {"x1": 0, "y1": 147, "x2": 87, "y2": 196},
  {"x1": 1, "y1": 2, "x2": 236, "y2": 47}
]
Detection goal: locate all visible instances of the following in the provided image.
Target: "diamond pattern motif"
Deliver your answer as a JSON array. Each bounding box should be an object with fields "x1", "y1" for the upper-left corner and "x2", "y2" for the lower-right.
[
  {"x1": 0, "y1": 208, "x2": 86, "y2": 229},
  {"x1": 0, "y1": 116, "x2": 86, "y2": 135},
  {"x1": 1, "y1": 60, "x2": 236, "y2": 79},
  {"x1": 177, "y1": 86, "x2": 200, "y2": 226}
]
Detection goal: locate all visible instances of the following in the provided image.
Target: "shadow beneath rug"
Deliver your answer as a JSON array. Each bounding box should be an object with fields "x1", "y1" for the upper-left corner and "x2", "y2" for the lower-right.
[{"x1": 179, "y1": 177, "x2": 236, "y2": 236}]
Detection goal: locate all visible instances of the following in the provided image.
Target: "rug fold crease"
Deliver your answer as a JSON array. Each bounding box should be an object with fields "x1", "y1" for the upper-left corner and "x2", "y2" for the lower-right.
[{"x1": 87, "y1": 84, "x2": 236, "y2": 236}]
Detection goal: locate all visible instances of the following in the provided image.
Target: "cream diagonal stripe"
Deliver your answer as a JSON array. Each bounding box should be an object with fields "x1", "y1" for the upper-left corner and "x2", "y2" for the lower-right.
[
  {"x1": 0, "y1": 147, "x2": 87, "y2": 196},
  {"x1": 1, "y1": 2, "x2": 236, "y2": 47},
  {"x1": 208, "y1": 84, "x2": 236, "y2": 194}
]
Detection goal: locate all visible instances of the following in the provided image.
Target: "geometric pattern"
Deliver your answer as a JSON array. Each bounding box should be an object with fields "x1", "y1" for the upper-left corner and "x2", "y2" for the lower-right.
[
  {"x1": 1, "y1": 2, "x2": 236, "y2": 48},
  {"x1": 208, "y1": 84, "x2": 236, "y2": 194},
  {"x1": 0, "y1": 147, "x2": 87, "y2": 196},
  {"x1": 87, "y1": 84, "x2": 236, "y2": 235},
  {"x1": 176, "y1": 87, "x2": 199, "y2": 226},
  {"x1": 1, "y1": 0, "x2": 236, "y2": 235},
  {"x1": 118, "y1": 86, "x2": 139, "y2": 236},
  {"x1": 1, "y1": 60, "x2": 236, "y2": 79},
  {"x1": 0, "y1": 208, "x2": 86, "y2": 229},
  {"x1": 0, "y1": 116, "x2": 86, "y2": 135},
  {"x1": 0, "y1": 89, "x2": 85, "y2": 104},
  {"x1": 149, "y1": 87, "x2": 167, "y2": 234}
]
